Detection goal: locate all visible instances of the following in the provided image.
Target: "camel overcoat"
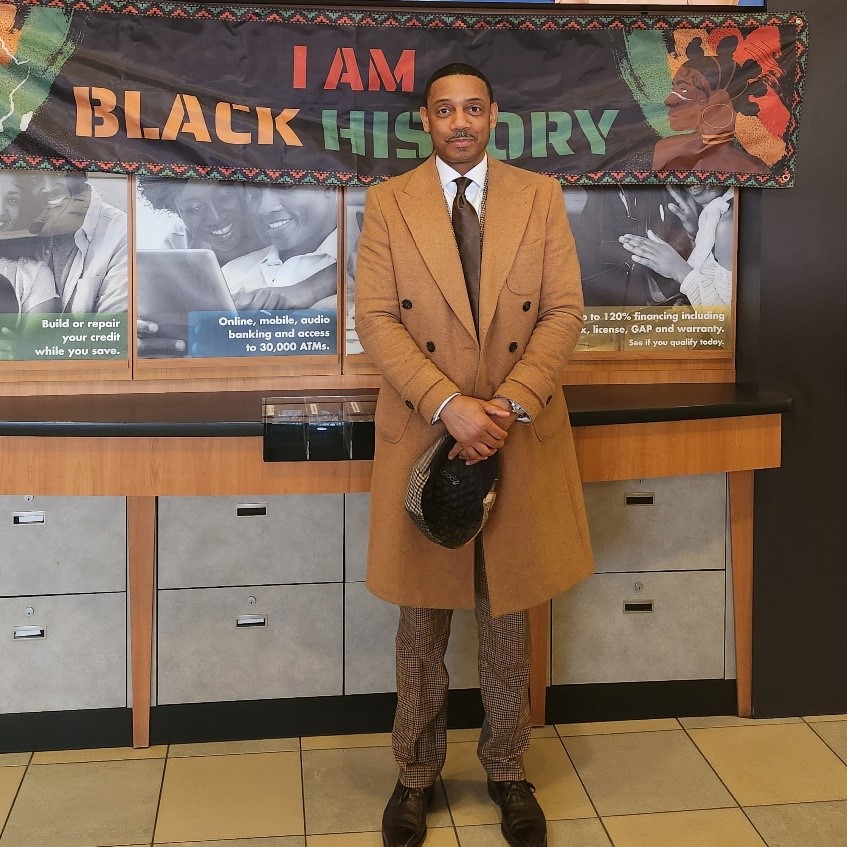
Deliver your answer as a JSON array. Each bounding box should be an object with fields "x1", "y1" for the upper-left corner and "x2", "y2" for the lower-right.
[{"x1": 355, "y1": 156, "x2": 594, "y2": 617}]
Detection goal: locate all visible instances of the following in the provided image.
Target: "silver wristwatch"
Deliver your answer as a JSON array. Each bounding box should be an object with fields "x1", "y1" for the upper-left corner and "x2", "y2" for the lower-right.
[{"x1": 498, "y1": 396, "x2": 531, "y2": 422}]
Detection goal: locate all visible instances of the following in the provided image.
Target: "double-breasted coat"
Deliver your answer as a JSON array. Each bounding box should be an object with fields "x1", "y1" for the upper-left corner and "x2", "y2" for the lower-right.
[{"x1": 355, "y1": 156, "x2": 594, "y2": 617}]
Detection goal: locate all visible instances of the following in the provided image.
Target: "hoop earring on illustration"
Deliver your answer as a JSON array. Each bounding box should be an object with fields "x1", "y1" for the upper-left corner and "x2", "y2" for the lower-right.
[{"x1": 701, "y1": 103, "x2": 735, "y2": 133}]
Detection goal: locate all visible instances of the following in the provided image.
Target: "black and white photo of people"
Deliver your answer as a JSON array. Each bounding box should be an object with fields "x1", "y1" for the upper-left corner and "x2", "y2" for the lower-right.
[
  {"x1": 0, "y1": 170, "x2": 128, "y2": 358},
  {"x1": 565, "y1": 184, "x2": 734, "y2": 308},
  {"x1": 135, "y1": 179, "x2": 339, "y2": 358}
]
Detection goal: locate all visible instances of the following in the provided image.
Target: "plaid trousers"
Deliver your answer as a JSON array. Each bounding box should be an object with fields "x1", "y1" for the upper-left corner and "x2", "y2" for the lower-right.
[{"x1": 392, "y1": 535, "x2": 532, "y2": 787}]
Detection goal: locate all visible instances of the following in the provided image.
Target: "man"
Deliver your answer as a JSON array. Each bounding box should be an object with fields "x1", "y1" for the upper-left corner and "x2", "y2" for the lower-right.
[
  {"x1": 221, "y1": 184, "x2": 338, "y2": 310},
  {"x1": 30, "y1": 172, "x2": 127, "y2": 313},
  {"x1": 355, "y1": 64, "x2": 594, "y2": 847}
]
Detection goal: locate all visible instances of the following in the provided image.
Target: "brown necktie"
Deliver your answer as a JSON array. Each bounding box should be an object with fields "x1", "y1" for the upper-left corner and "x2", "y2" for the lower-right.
[{"x1": 451, "y1": 176, "x2": 481, "y2": 335}]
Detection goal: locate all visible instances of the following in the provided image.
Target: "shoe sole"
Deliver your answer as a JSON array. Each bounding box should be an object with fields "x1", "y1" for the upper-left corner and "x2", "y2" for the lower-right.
[
  {"x1": 498, "y1": 825, "x2": 547, "y2": 847},
  {"x1": 382, "y1": 826, "x2": 427, "y2": 847}
]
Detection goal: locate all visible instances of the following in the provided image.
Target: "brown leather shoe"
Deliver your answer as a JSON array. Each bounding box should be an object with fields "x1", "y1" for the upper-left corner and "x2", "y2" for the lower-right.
[
  {"x1": 381, "y1": 780, "x2": 435, "y2": 847},
  {"x1": 487, "y1": 779, "x2": 547, "y2": 847}
]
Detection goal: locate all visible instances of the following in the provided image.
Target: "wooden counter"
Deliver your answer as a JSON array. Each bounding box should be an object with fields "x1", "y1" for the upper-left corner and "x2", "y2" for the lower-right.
[{"x1": 0, "y1": 383, "x2": 788, "y2": 745}]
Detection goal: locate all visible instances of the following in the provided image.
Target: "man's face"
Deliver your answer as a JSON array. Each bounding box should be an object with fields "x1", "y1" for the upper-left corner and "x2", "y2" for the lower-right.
[
  {"x1": 250, "y1": 186, "x2": 337, "y2": 256},
  {"x1": 420, "y1": 74, "x2": 498, "y2": 173},
  {"x1": 664, "y1": 67, "x2": 711, "y2": 132},
  {"x1": 176, "y1": 182, "x2": 248, "y2": 253},
  {"x1": 31, "y1": 173, "x2": 73, "y2": 211},
  {"x1": 0, "y1": 175, "x2": 24, "y2": 231}
]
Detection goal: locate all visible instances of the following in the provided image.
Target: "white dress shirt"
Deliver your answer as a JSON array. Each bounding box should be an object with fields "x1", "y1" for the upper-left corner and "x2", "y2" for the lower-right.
[
  {"x1": 221, "y1": 230, "x2": 337, "y2": 298},
  {"x1": 429, "y1": 155, "x2": 529, "y2": 425},
  {"x1": 434, "y1": 155, "x2": 487, "y2": 216}
]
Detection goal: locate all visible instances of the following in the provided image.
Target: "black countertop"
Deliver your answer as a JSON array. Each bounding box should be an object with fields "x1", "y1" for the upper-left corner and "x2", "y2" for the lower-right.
[{"x1": 0, "y1": 384, "x2": 791, "y2": 438}]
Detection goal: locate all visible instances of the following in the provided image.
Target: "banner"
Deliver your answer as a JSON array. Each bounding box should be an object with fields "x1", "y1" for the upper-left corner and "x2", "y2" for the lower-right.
[{"x1": 0, "y1": 2, "x2": 807, "y2": 187}]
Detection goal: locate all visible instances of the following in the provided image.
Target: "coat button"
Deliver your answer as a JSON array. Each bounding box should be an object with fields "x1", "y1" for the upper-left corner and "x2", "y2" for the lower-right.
[
  {"x1": 405, "y1": 400, "x2": 414, "y2": 410},
  {"x1": 522, "y1": 301, "x2": 531, "y2": 311},
  {"x1": 401, "y1": 299, "x2": 413, "y2": 310},
  {"x1": 426, "y1": 341, "x2": 435, "y2": 352},
  {"x1": 509, "y1": 341, "x2": 518, "y2": 353}
]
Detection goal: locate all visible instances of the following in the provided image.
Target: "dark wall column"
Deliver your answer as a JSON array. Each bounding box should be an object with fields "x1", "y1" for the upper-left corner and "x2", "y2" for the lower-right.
[{"x1": 752, "y1": 0, "x2": 847, "y2": 715}]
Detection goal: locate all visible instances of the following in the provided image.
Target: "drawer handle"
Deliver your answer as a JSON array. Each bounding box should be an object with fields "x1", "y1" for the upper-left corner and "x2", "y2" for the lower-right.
[
  {"x1": 625, "y1": 493, "x2": 654, "y2": 506},
  {"x1": 12, "y1": 511, "x2": 46, "y2": 525},
  {"x1": 624, "y1": 601, "x2": 654, "y2": 614},
  {"x1": 236, "y1": 615, "x2": 267, "y2": 628},
  {"x1": 236, "y1": 504, "x2": 267, "y2": 517},
  {"x1": 14, "y1": 626, "x2": 45, "y2": 639}
]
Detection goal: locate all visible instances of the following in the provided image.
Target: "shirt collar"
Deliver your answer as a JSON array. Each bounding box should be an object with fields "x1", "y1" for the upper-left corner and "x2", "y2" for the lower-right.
[
  {"x1": 263, "y1": 228, "x2": 338, "y2": 266},
  {"x1": 435, "y1": 155, "x2": 488, "y2": 193}
]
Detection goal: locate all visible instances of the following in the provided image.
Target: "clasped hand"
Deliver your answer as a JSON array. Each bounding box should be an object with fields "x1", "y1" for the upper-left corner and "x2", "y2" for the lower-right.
[{"x1": 439, "y1": 396, "x2": 516, "y2": 465}]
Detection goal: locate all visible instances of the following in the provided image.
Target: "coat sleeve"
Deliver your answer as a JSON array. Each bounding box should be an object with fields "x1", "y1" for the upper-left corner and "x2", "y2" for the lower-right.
[
  {"x1": 355, "y1": 187, "x2": 460, "y2": 423},
  {"x1": 494, "y1": 179, "x2": 584, "y2": 420}
]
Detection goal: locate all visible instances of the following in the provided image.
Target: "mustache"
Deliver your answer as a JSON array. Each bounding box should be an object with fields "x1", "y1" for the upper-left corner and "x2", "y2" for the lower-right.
[{"x1": 447, "y1": 130, "x2": 476, "y2": 141}]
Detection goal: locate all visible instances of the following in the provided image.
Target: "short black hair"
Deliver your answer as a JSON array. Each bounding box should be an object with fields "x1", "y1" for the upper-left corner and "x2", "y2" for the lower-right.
[{"x1": 422, "y1": 63, "x2": 494, "y2": 107}]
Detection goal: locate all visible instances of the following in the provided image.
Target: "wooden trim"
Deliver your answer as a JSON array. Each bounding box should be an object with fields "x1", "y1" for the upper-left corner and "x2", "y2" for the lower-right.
[
  {"x1": 728, "y1": 470, "x2": 754, "y2": 717},
  {"x1": 127, "y1": 496, "x2": 155, "y2": 748},
  {"x1": 529, "y1": 602, "x2": 549, "y2": 726},
  {"x1": 0, "y1": 359, "x2": 131, "y2": 383},
  {"x1": 0, "y1": 372, "x2": 382, "y2": 397},
  {"x1": 0, "y1": 415, "x2": 780, "y2": 495},
  {"x1": 575, "y1": 415, "x2": 781, "y2": 482},
  {"x1": 134, "y1": 354, "x2": 341, "y2": 381},
  {"x1": 0, "y1": 436, "x2": 374, "y2": 496}
]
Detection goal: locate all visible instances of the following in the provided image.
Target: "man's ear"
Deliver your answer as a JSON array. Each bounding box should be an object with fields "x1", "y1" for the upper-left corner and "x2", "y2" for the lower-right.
[
  {"x1": 489, "y1": 101, "x2": 498, "y2": 129},
  {"x1": 419, "y1": 105, "x2": 430, "y2": 133},
  {"x1": 708, "y1": 89, "x2": 732, "y2": 107}
]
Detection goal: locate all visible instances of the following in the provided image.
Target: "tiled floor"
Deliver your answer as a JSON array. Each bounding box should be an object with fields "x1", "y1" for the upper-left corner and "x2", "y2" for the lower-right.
[{"x1": 3, "y1": 716, "x2": 847, "y2": 846}]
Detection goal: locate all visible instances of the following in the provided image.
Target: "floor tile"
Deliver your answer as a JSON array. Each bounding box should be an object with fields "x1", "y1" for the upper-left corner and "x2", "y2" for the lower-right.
[
  {"x1": 161, "y1": 840, "x2": 305, "y2": 847},
  {"x1": 0, "y1": 754, "x2": 28, "y2": 767},
  {"x1": 0, "y1": 767, "x2": 25, "y2": 830},
  {"x1": 301, "y1": 732, "x2": 391, "y2": 751},
  {"x1": 457, "y1": 818, "x2": 612, "y2": 846},
  {"x1": 688, "y1": 723, "x2": 847, "y2": 806},
  {"x1": 447, "y1": 726, "x2": 557, "y2": 743},
  {"x1": 154, "y1": 751, "x2": 303, "y2": 843},
  {"x1": 302, "y1": 745, "x2": 451, "y2": 834},
  {"x1": 603, "y1": 808, "x2": 767, "y2": 847},
  {"x1": 808, "y1": 719, "x2": 847, "y2": 765},
  {"x1": 562, "y1": 730, "x2": 735, "y2": 816},
  {"x1": 442, "y1": 738, "x2": 594, "y2": 826},
  {"x1": 556, "y1": 719, "x2": 680, "y2": 736},
  {"x1": 169, "y1": 738, "x2": 299, "y2": 757},
  {"x1": 805, "y1": 714, "x2": 847, "y2": 723},
  {"x1": 745, "y1": 800, "x2": 847, "y2": 847},
  {"x1": 307, "y1": 829, "x2": 458, "y2": 846},
  {"x1": 680, "y1": 716, "x2": 802, "y2": 729},
  {"x1": 0, "y1": 759, "x2": 163, "y2": 847},
  {"x1": 448, "y1": 728, "x2": 484, "y2": 743},
  {"x1": 32, "y1": 745, "x2": 168, "y2": 764}
]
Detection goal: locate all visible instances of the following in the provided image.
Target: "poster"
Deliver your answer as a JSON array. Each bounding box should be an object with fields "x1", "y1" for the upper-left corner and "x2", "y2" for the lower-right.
[
  {"x1": 0, "y1": 171, "x2": 127, "y2": 361},
  {"x1": 135, "y1": 179, "x2": 338, "y2": 358},
  {"x1": 343, "y1": 182, "x2": 734, "y2": 358},
  {"x1": 567, "y1": 185, "x2": 736, "y2": 353},
  {"x1": 0, "y1": 1, "x2": 807, "y2": 187},
  {"x1": 344, "y1": 187, "x2": 366, "y2": 357}
]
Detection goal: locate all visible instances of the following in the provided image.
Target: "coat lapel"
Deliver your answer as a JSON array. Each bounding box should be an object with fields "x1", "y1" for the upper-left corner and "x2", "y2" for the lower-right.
[
  {"x1": 395, "y1": 157, "x2": 478, "y2": 343},
  {"x1": 479, "y1": 158, "x2": 535, "y2": 344}
]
